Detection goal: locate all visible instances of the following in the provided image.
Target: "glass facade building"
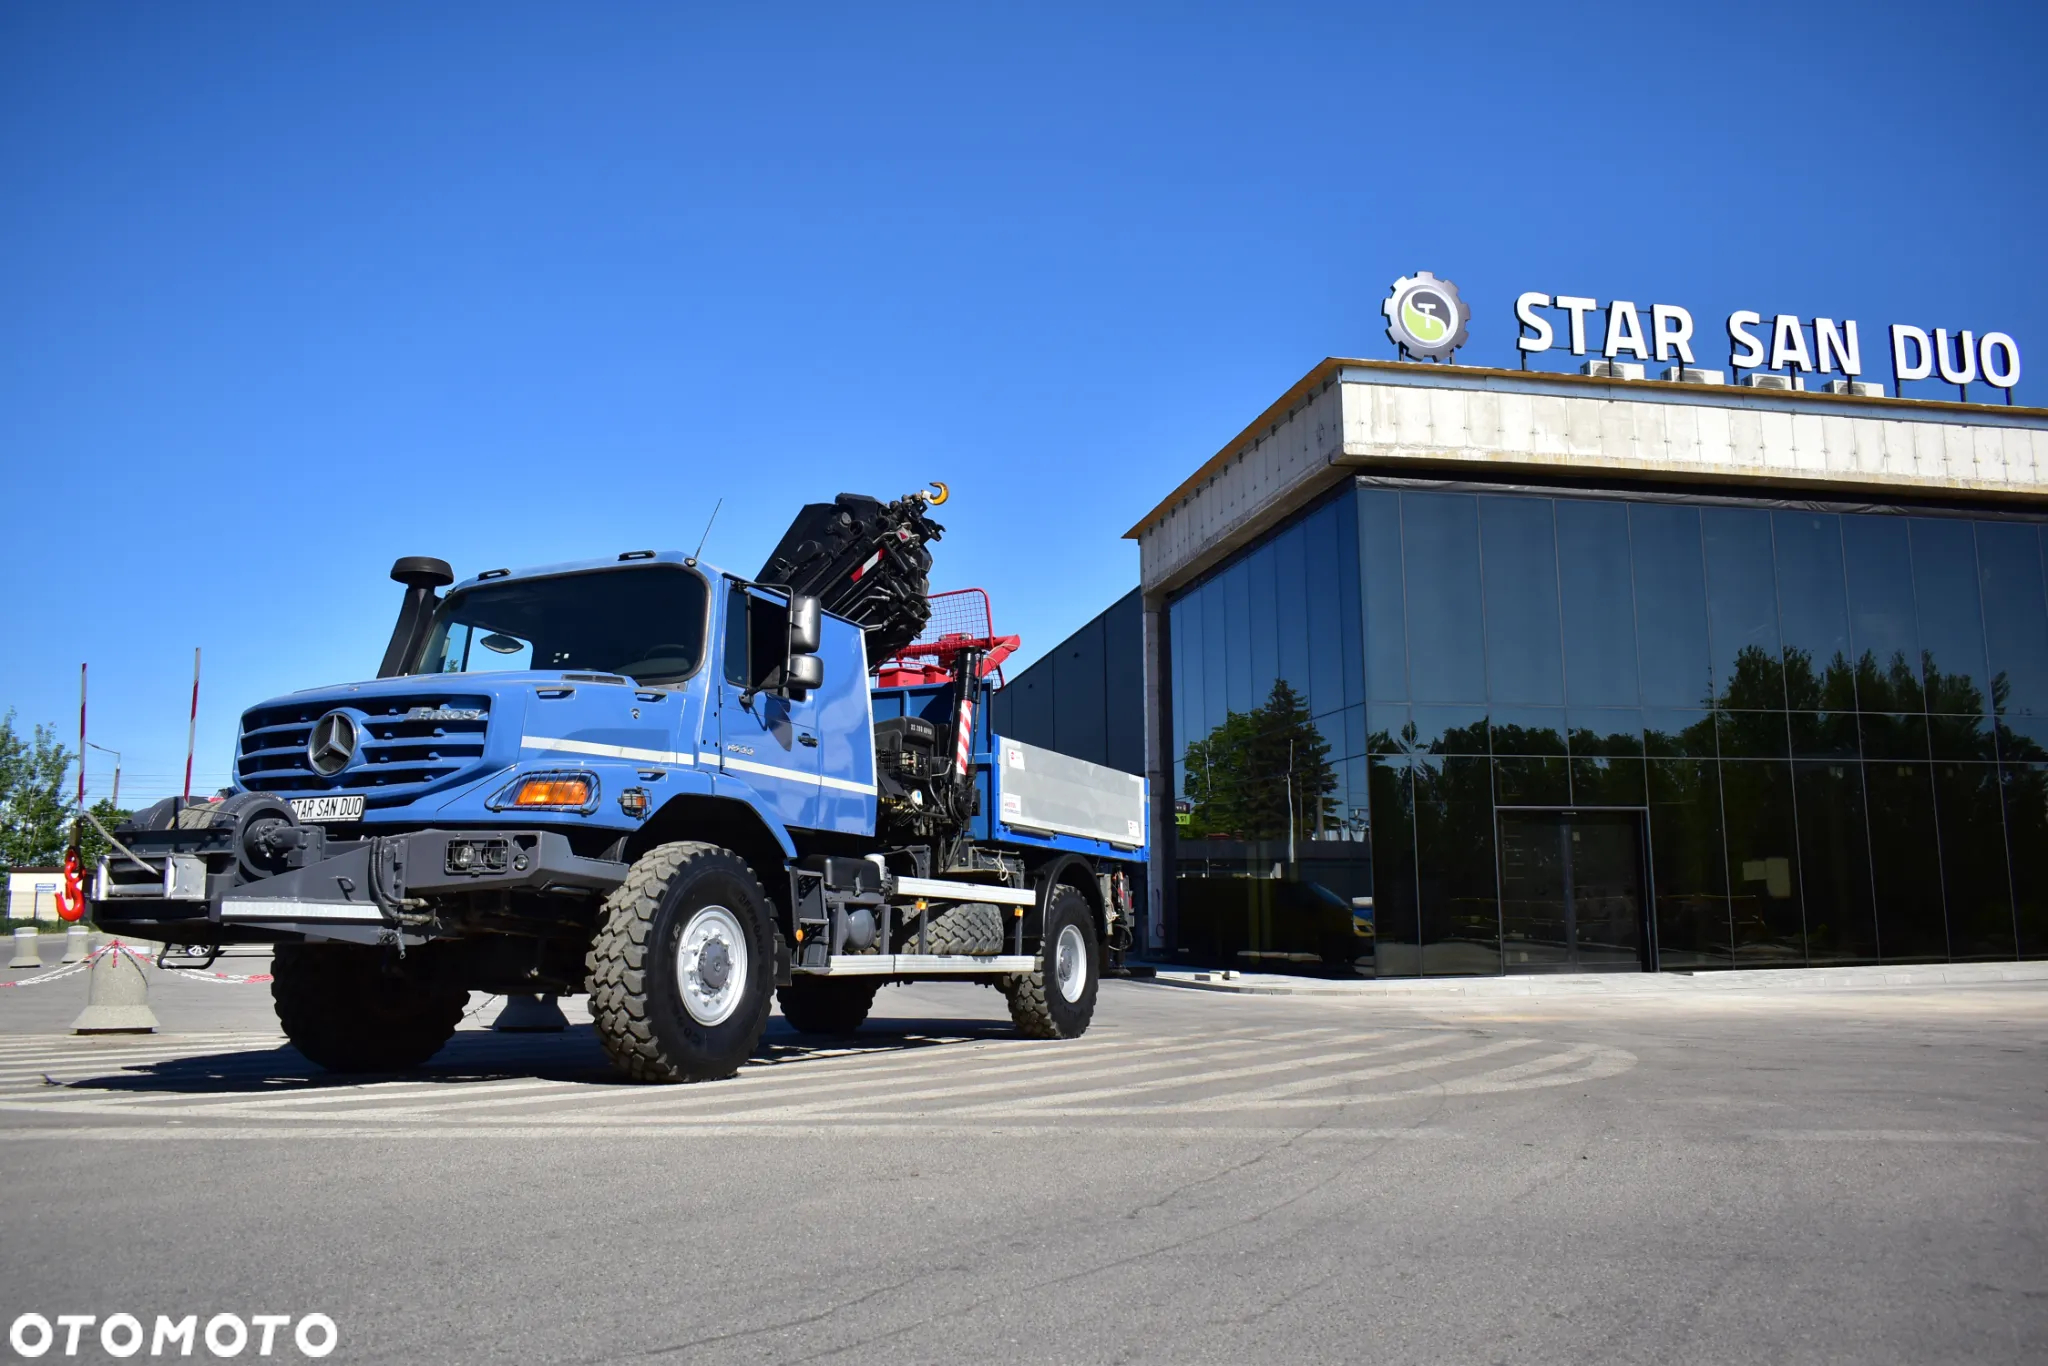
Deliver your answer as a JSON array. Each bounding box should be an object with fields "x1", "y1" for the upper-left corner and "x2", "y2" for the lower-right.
[{"x1": 1165, "y1": 479, "x2": 2048, "y2": 975}]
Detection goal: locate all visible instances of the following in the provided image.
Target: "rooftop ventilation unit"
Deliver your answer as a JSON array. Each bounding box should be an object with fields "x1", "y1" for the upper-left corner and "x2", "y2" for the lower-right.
[
  {"x1": 1661, "y1": 365, "x2": 1726, "y2": 385},
  {"x1": 1742, "y1": 373, "x2": 1805, "y2": 391},
  {"x1": 1581, "y1": 359, "x2": 1645, "y2": 381},
  {"x1": 1822, "y1": 379, "x2": 1885, "y2": 397}
]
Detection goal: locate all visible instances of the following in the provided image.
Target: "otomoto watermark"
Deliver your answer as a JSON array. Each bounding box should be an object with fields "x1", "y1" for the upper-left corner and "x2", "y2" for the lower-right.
[{"x1": 7, "y1": 1313, "x2": 336, "y2": 1359}]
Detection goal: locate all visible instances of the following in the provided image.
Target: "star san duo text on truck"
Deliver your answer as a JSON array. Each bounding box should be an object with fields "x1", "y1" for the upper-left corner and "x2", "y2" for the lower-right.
[{"x1": 89, "y1": 487, "x2": 1146, "y2": 1081}]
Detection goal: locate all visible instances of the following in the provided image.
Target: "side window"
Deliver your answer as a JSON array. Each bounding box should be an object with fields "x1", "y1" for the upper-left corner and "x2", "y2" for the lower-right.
[
  {"x1": 723, "y1": 586, "x2": 751, "y2": 688},
  {"x1": 723, "y1": 586, "x2": 791, "y2": 690}
]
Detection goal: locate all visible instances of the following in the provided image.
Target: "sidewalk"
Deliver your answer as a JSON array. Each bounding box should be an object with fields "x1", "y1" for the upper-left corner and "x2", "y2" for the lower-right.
[{"x1": 1140, "y1": 959, "x2": 2048, "y2": 997}]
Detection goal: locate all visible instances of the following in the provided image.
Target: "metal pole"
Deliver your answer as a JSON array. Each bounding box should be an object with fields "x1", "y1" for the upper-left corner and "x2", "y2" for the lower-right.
[
  {"x1": 182, "y1": 647, "x2": 201, "y2": 803},
  {"x1": 76, "y1": 664, "x2": 87, "y2": 813}
]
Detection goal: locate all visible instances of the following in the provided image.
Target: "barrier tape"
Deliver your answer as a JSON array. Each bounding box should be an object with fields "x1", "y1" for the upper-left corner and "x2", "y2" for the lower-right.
[{"x1": 1, "y1": 942, "x2": 272, "y2": 987}]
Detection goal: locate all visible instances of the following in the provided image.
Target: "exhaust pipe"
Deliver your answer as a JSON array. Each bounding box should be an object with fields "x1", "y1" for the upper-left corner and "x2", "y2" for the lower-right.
[{"x1": 376, "y1": 556, "x2": 455, "y2": 678}]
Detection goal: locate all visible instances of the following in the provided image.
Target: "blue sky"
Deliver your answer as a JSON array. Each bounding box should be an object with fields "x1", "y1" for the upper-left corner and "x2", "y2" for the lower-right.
[{"x1": 3, "y1": 1, "x2": 2043, "y2": 805}]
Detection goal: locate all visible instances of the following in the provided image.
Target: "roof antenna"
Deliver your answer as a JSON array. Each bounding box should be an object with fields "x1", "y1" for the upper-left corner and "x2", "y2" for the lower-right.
[{"x1": 685, "y1": 497, "x2": 723, "y2": 568}]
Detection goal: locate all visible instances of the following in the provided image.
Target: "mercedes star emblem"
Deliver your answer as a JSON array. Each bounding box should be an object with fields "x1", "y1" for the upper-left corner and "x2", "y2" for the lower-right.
[{"x1": 307, "y1": 711, "x2": 359, "y2": 777}]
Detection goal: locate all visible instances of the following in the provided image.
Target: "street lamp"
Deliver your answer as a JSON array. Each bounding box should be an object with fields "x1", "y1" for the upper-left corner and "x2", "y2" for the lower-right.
[{"x1": 86, "y1": 742, "x2": 121, "y2": 809}]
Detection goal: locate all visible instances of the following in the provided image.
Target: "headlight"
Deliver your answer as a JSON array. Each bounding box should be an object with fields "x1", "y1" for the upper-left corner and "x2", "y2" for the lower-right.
[{"x1": 487, "y1": 770, "x2": 600, "y2": 813}]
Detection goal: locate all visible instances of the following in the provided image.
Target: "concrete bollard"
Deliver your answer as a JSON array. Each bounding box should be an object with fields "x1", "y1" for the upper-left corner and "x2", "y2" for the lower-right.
[
  {"x1": 61, "y1": 925, "x2": 92, "y2": 964},
  {"x1": 493, "y1": 993, "x2": 569, "y2": 1032},
  {"x1": 70, "y1": 941, "x2": 159, "y2": 1034},
  {"x1": 8, "y1": 927, "x2": 41, "y2": 970}
]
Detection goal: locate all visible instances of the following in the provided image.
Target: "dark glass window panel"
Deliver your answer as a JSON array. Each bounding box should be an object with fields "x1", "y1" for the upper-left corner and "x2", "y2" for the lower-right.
[
  {"x1": 1222, "y1": 560, "x2": 1253, "y2": 718},
  {"x1": 1337, "y1": 704, "x2": 1367, "y2": 762},
  {"x1": 1644, "y1": 709, "x2": 1718, "y2": 758},
  {"x1": 1716, "y1": 710, "x2": 1789, "y2": 759},
  {"x1": 1480, "y1": 496, "x2": 1566, "y2": 705},
  {"x1": 1928, "y1": 713, "x2": 1997, "y2": 762},
  {"x1": 1788, "y1": 711, "x2": 1861, "y2": 760},
  {"x1": 1933, "y1": 763, "x2": 2016, "y2": 960},
  {"x1": 1571, "y1": 756, "x2": 1647, "y2": 807},
  {"x1": 1842, "y1": 515, "x2": 1926, "y2": 713},
  {"x1": 1997, "y1": 714, "x2": 2048, "y2": 764},
  {"x1": 1910, "y1": 519, "x2": 1993, "y2": 716},
  {"x1": 1857, "y1": 712, "x2": 1929, "y2": 762},
  {"x1": 1416, "y1": 756, "x2": 1501, "y2": 975},
  {"x1": 1495, "y1": 756, "x2": 1570, "y2": 806},
  {"x1": 1274, "y1": 521, "x2": 1312, "y2": 715},
  {"x1": 1557, "y1": 499, "x2": 1642, "y2": 707},
  {"x1": 1359, "y1": 489, "x2": 1409, "y2": 702},
  {"x1": 1491, "y1": 706, "x2": 1568, "y2": 756},
  {"x1": 1719, "y1": 759, "x2": 1806, "y2": 963},
  {"x1": 1246, "y1": 540, "x2": 1280, "y2": 713},
  {"x1": 1632, "y1": 504, "x2": 1715, "y2": 709},
  {"x1": 1201, "y1": 579, "x2": 1228, "y2": 735},
  {"x1": 1336, "y1": 490, "x2": 1366, "y2": 712},
  {"x1": 1978, "y1": 522, "x2": 2048, "y2": 717},
  {"x1": 1648, "y1": 757, "x2": 1733, "y2": 968},
  {"x1": 1401, "y1": 493, "x2": 1487, "y2": 703},
  {"x1": 1305, "y1": 501, "x2": 1347, "y2": 719},
  {"x1": 1498, "y1": 812, "x2": 1570, "y2": 973},
  {"x1": 1168, "y1": 597, "x2": 1189, "y2": 767},
  {"x1": 1772, "y1": 511, "x2": 1856, "y2": 713},
  {"x1": 1367, "y1": 757, "x2": 1420, "y2": 976},
  {"x1": 1792, "y1": 761, "x2": 1878, "y2": 965},
  {"x1": 1414, "y1": 704, "x2": 1490, "y2": 755},
  {"x1": 1703, "y1": 508, "x2": 1786, "y2": 710},
  {"x1": 1865, "y1": 761, "x2": 1949, "y2": 962},
  {"x1": 2002, "y1": 763, "x2": 2048, "y2": 956},
  {"x1": 1173, "y1": 588, "x2": 1203, "y2": 759},
  {"x1": 1568, "y1": 707, "x2": 1644, "y2": 757},
  {"x1": 1367, "y1": 703, "x2": 1410, "y2": 755}
]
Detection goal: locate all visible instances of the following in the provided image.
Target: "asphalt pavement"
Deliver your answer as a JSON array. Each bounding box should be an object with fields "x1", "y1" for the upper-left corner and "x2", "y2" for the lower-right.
[{"x1": 0, "y1": 954, "x2": 2042, "y2": 1364}]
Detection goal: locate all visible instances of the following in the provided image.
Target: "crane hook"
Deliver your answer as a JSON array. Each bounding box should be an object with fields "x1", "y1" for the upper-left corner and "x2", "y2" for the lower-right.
[{"x1": 923, "y1": 481, "x2": 950, "y2": 506}]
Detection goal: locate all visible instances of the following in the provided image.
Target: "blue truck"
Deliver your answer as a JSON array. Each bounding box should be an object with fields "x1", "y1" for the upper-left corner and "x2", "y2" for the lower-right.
[{"x1": 90, "y1": 490, "x2": 1147, "y2": 1082}]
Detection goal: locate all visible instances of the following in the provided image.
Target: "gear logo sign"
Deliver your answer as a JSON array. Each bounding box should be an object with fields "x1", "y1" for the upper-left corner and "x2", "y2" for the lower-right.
[{"x1": 1383, "y1": 271, "x2": 1471, "y2": 361}]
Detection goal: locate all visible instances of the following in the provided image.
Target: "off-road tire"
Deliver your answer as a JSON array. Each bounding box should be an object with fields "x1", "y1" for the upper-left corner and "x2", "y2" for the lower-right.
[
  {"x1": 900, "y1": 901, "x2": 1006, "y2": 955},
  {"x1": 775, "y1": 977, "x2": 881, "y2": 1035},
  {"x1": 587, "y1": 841, "x2": 778, "y2": 1083},
  {"x1": 1004, "y1": 885, "x2": 1099, "y2": 1039},
  {"x1": 271, "y1": 943, "x2": 467, "y2": 1073}
]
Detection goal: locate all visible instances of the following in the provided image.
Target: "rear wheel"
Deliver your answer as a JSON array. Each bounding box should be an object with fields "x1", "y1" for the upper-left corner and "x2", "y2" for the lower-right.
[
  {"x1": 1004, "y1": 886, "x2": 1099, "y2": 1039},
  {"x1": 271, "y1": 943, "x2": 467, "y2": 1073},
  {"x1": 775, "y1": 977, "x2": 881, "y2": 1035},
  {"x1": 587, "y1": 842, "x2": 778, "y2": 1082}
]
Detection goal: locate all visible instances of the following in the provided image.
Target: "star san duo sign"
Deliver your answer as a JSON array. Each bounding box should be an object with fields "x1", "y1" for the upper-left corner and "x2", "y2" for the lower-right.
[{"x1": 1381, "y1": 272, "x2": 2023, "y2": 400}]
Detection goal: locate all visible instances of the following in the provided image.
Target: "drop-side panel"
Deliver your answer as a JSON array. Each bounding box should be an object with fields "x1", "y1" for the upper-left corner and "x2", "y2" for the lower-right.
[{"x1": 994, "y1": 736, "x2": 1146, "y2": 848}]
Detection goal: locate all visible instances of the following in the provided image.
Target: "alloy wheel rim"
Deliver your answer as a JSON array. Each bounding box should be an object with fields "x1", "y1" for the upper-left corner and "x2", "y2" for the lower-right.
[
  {"x1": 677, "y1": 904, "x2": 749, "y2": 1026},
  {"x1": 1054, "y1": 923, "x2": 1087, "y2": 1003}
]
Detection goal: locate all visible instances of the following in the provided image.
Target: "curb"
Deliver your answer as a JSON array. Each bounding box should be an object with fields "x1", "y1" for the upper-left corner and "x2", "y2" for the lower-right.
[{"x1": 1137, "y1": 960, "x2": 2048, "y2": 998}]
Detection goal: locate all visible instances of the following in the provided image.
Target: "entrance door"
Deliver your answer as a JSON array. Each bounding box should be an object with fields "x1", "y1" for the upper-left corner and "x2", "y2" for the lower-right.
[{"x1": 1497, "y1": 810, "x2": 1649, "y2": 972}]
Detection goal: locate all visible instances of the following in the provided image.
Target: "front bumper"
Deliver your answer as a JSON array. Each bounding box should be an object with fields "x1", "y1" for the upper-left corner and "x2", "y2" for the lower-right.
[{"x1": 91, "y1": 828, "x2": 628, "y2": 945}]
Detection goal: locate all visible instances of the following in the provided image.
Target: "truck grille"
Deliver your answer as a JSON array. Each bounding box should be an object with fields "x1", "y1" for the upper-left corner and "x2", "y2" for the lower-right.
[{"x1": 236, "y1": 693, "x2": 492, "y2": 807}]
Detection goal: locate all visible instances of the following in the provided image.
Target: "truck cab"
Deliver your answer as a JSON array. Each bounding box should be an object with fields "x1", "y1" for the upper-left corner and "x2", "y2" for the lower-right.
[{"x1": 93, "y1": 502, "x2": 1145, "y2": 1085}]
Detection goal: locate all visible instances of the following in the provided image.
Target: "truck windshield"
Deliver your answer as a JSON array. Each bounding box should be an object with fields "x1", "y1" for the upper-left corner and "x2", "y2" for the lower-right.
[{"x1": 411, "y1": 565, "x2": 709, "y2": 684}]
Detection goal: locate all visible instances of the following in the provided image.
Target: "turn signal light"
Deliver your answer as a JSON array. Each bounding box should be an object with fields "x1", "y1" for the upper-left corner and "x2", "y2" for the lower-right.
[{"x1": 513, "y1": 777, "x2": 592, "y2": 807}]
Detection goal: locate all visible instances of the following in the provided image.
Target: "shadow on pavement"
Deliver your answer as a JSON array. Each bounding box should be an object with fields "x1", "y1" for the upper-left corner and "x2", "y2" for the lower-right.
[{"x1": 35, "y1": 1017, "x2": 1024, "y2": 1096}]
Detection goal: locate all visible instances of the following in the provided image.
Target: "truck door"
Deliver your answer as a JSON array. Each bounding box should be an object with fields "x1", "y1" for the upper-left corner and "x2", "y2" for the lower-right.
[{"x1": 717, "y1": 583, "x2": 823, "y2": 829}]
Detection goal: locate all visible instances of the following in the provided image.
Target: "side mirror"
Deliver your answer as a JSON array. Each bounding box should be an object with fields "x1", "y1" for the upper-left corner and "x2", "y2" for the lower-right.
[
  {"x1": 782, "y1": 651, "x2": 824, "y2": 701},
  {"x1": 787, "y1": 595, "x2": 822, "y2": 655}
]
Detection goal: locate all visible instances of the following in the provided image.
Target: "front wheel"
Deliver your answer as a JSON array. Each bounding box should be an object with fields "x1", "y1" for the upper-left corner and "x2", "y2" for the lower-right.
[
  {"x1": 587, "y1": 842, "x2": 778, "y2": 1082},
  {"x1": 1004, "y1": 885, "x2": 1099, "y2": 1039}
]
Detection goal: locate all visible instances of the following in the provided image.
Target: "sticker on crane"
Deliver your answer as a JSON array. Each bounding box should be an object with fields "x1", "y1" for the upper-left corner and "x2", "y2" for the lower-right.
[
  {"x1": 954, "y1": 698, "x2": 975, "y2": 773},
  {"x1": 1005, "y1": 745, "x2": 1024, "y2": 769},
  {"x1": 1002, "y1": 792, "x2": 1022, "y2": 816},
  {"x1": 851, "y1": 549, "x2": 883, "y2": 582}
]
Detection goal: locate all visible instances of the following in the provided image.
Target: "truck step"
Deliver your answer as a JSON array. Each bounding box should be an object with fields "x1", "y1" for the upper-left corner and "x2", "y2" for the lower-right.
[{"x1": 803, "y1": 953, "x2": 1036, "y2": 976}]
